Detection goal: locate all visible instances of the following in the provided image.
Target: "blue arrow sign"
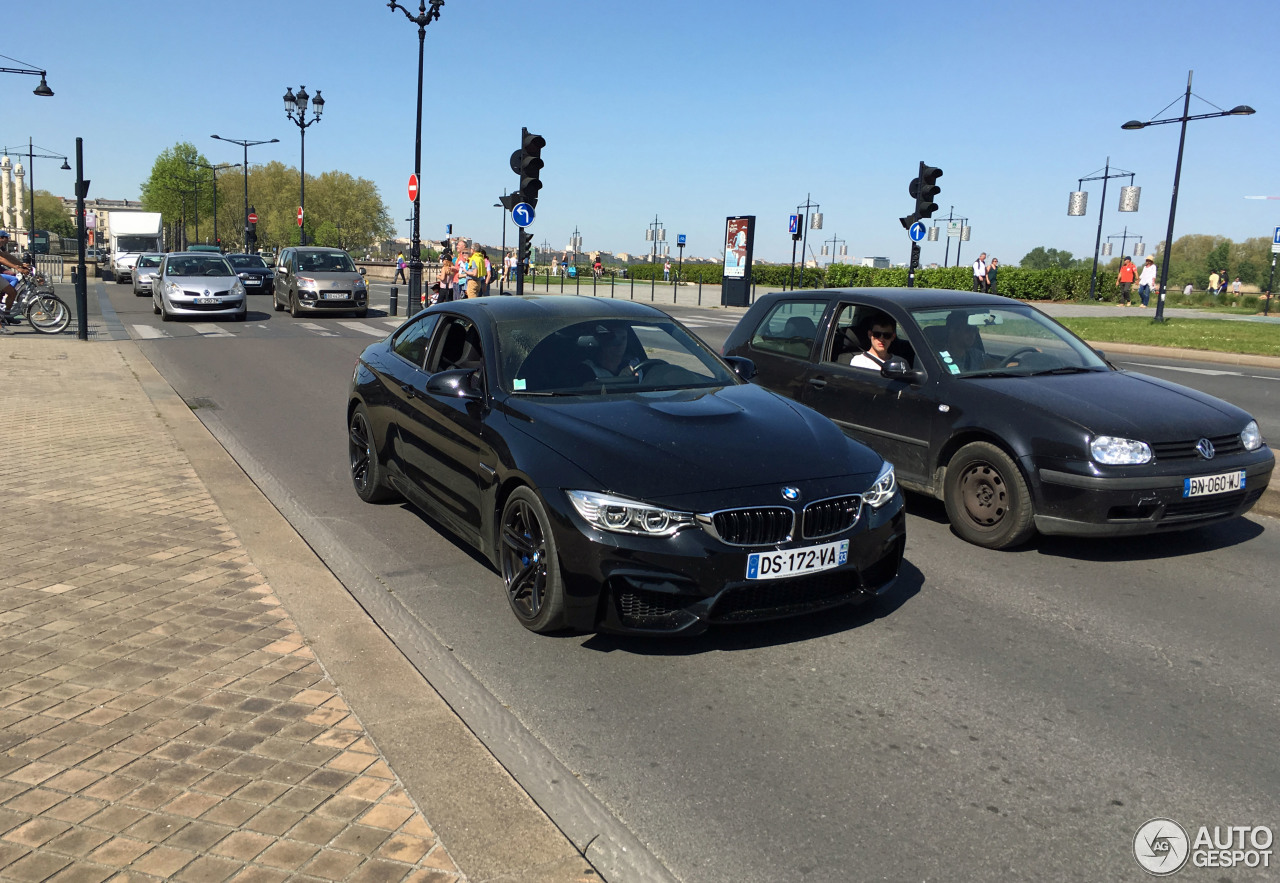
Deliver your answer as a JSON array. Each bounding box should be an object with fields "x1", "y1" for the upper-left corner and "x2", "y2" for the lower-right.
[
  {"x1": 909, "y1": 220, "x2": 926, "y2": 242},
  {"x1": 512, "y1": 203, "x2": 535, "y2": 228}
]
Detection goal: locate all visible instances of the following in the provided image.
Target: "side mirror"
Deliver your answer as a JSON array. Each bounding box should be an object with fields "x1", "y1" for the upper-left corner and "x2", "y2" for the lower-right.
[
  {"x1": 359, "y1": 267, "x2": 367, "y2": 276},
  {"x1": 722, "y1": 355, "x2": 757, "y2": 381},
  {"x1": 426, "y1": 367, "x2": 484, "y2": 400},
  {"x1": 882, "y1": 356, "x2": 924, "y2": 384}
]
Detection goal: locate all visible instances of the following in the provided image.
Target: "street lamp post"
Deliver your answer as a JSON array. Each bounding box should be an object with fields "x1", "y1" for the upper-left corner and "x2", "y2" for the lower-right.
[
  {"x1": 1067, "y1": 158, "x2": 1138, "y2": 301},
  {"x1": 211, "y1": 135, "x2": 278, "y2": 252},
  {"x1": 1, "y1": 138, "x2": 70, "y2": 253},
  {"x1": 1122, "y1": 70, "x2": 1255, "y2": 322},
  {"x1": 790, "y1": 194, "x2": 821, "y2": 289},
  {"x1": 1106, "y1": 228, "x2": 1143, "y2": 262},
  {"x1": 493, "y1": 198, "x2": 507, "y2": 295},
  {"x1": 283, "y1": 86, "x2": 325, "y2": 246},
  {"x1": 0, "y1": 54, "x2": 54, "y2": 96},
  {"x1": 186, "y1": 160, "x2": 240, "y2": 248},
  {"x1": 387, "y1": 0, "x2": 446, "y2": 315}
]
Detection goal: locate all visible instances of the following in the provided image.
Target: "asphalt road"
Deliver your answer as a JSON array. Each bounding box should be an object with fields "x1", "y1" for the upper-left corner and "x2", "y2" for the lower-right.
[{"x1": 105, "y1": 284, "x2": 1280, "y2": 882}]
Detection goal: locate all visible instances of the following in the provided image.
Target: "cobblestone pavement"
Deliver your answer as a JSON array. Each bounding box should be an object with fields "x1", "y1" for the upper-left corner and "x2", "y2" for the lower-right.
[{"x1": 0, "y1": 338, "x2": 464, "y2": 882}]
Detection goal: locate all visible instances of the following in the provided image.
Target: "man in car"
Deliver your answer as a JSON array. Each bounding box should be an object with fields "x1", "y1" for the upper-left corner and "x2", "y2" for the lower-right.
[
  {"x1": 941, "y1": 311, "x2": 988, "y2": 373},
  {"x1": 849, "y1": 313, "x2": 897, "y2": 371},
  {"x1": 585, "y1": 326, "x2": 639, "y2": 377}
]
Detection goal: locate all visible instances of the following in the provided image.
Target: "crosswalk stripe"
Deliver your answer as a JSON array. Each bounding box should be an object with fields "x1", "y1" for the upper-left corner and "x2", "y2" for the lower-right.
[
  {"x1": 131, "y1": 324, "x2": 167, "y2": 339},
  {"x1": 192, "y1": 325, "x2": 234, "y2": 337},
  {"x1": 337, "y1": 321, "x2": 388, "y2": 337},
  {"x1": 296, "y1": 322, "x2": 339, "y2": 337}
]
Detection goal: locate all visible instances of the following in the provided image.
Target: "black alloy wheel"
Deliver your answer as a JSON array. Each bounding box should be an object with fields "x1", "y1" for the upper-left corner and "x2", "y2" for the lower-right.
[
  {"x1": 348, "y1": 405, "x2": 397, "y2": 503},
  {"x1": 500, "y1": 487, "x2": 567, "y2": 633},
  {"x1": 943, "y1": 441, "x2": 1035, "y2": 550}
]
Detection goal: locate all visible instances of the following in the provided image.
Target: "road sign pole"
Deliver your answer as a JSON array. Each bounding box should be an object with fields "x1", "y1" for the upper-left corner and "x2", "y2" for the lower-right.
[{"x1": 1266, "y1": 254, "x2": 1276, "y2": 317}]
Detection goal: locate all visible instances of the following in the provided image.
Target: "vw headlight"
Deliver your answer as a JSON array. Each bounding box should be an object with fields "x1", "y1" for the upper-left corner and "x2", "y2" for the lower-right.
[
  {"x1": 862, "y1": 461, "x2": 897, "y2": 509},
  {"x1": 567, "y1": 490, "x2": 695, "y2": 537},
  {"x1": 1090, "y1": 435, "x2": 1153, "y2": 465},
  {"x1": 1241, "y1": 420, "x2": 1263, "y2": 452}
]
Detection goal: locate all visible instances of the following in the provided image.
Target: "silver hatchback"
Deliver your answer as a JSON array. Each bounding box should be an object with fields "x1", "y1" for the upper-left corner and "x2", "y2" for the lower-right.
[
  {"x1": 132, "y1": 253, "x2": 164, "y2": 296},
  {"x1": 152, "y1": 253, "x2": 247, "y2": 322}
]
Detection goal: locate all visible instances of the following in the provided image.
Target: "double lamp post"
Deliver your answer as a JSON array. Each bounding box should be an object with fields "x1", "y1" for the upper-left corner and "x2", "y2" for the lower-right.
[
  {"x1": 282, "y1": 86, "x2": 324, "y2": 246},
  {"x1": 211, "y1": 135, "x2": 278, "y2": 253}
]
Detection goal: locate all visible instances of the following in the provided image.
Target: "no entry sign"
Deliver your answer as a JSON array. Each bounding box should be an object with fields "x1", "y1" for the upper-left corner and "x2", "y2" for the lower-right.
[
  {"x1": 248, "y1": 211, "x2": 258, "y2": 224},
  {"x1": 408, "y1": 174, "x2": 419, "y2": 202},
  {"x1": 296, "y1": 207, "x2": 304, "y2": 227}
]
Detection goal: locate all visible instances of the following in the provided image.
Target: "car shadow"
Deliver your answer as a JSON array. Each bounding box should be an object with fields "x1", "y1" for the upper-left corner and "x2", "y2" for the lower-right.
[{"x1": 579, "y1": 558, "x2": 925, "y2": 656}]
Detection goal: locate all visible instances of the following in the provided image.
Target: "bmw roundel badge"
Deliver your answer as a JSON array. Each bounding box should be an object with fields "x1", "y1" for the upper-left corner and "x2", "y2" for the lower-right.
[{"x1": 781, "y1": 486, "x2": 800, "y2": 501}]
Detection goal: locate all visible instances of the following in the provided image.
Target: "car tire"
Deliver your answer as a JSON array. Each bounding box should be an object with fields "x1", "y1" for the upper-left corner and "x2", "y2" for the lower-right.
[
  {"x1": 348, "y1": 404, "x2": 398, "y2": 504},
  {"x1": 272, "y1": 289, "x2": 284, "y2": 312},
  {"x1": 943, "y1": 441, "x2": 1035, "y2": 550},
  {"x1": 500, "y1": 486, "x2": 568, "y2": 633},
  {"x1": 153, "y1": 299, "x2": 160, "y2": 315},
  {"x1": 160, "y1": 303, "x2": 172, "y2": 322},
  {"x1": 289, "y1": 291, "x2": 301, "y2": 318}
]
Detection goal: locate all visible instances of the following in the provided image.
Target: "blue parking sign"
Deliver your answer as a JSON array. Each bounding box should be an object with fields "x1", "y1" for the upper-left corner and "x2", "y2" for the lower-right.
[
  {"x1": 789, "y1": 214, "x2": 800, "y2": 235},
  {"x1": 677, "y1": 234, "x2": 686, "y2": 246}
]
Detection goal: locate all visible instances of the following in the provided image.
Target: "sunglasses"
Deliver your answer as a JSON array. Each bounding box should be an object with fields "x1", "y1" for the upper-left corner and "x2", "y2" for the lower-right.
[{"x1": 870, "y1": 330, "x2": 896, "y2": 340}]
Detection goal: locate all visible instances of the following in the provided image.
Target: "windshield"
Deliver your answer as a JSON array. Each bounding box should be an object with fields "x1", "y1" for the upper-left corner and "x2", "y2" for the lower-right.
[
  {"x1": 297, "y1": 251, "x2": 356, "y2": 273},
  {"x1": 137, "y1": 255, "x2": 162, "y2": 268},
  {"x1": 911, "y1": 304, "x2": 1110, "y2": 377},
  {"x1": 115, "y1": 235, "x2": 158, "y2": 253},
  {"x1": 166, "y1": 256, "x2": 234, "y2": 277},
  {"x1": 498, "y1": 316, "x2": 739, "y2": 395},
  {"x1": 230, "y1": 256, "x2": 268, "y2": 269}
]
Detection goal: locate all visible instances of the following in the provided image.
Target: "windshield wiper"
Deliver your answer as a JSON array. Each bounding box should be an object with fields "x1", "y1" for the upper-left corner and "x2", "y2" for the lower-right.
[{"x1": 1029, "y1": 366, "x2": 1102, "y2": 376}]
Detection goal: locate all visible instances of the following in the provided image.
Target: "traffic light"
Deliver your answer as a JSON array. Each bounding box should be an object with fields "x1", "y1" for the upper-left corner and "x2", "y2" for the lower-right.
[
  {"x1": 515, "y1": 127, "x2": 545, "y2": 207},
  {"x1": 518, "y1": 229, "x2": 533, "y2": 265},
  {"x1": 901, "y1": 161, "x2": 943, "y2": 229}
]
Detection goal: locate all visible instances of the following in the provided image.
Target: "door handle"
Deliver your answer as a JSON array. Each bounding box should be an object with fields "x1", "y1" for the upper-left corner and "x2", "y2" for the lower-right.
[
  {"x1": 400, "y1": 384, "x2": 415, "y2": 399},
  {"x1": 807, "y1": 377, "x2": 828, "y2": 390}
]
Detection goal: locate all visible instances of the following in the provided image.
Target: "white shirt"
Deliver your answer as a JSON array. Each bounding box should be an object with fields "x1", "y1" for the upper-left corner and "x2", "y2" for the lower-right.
[
  {"x1": 1138, "y1": 263, "x2": 1158, "y2": 287},
  {"x1": 849, "y1": 352, "x2": 884, "y2": 371},
  {"x1": 972, "y1": 258, "x2": 986, "y2": 278}
]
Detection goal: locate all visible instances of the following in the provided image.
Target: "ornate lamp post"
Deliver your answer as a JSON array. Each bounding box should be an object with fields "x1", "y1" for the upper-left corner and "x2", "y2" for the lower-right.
[
  {"x1": 387, "y1": 0, "x2": 446, "y2": 313},
  {"x1": 1067, "y1": 158, "x2": 1139, "y2": 300},
  {"x1": 283, "y1": 86, "x2": 325, "y2": 246},
  {"x1": 212, "y1": 135, "x2": 278, "y2": 252},
  {"x1": 1122, "y1": 70, "x2": 1255, "y2": 322},
  {"x1": 1, "y1": 138, "x2": 70, "y2": 252}
]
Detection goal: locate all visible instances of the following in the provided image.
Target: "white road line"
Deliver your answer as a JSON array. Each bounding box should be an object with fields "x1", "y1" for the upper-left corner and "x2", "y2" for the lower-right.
[
  {"x1": 296, "y1": 322, "x2": 339, "y2": 337},
  {"x1": 191, "y1": 325, "x2": 234, "y2": 338},
  {"x1": 1123, "y1": 360, "x2": 1280, "y2": 382},
  {"x1": 131, "y1": 324, "x2": 168, "y2": 339},
  {"x1": 337, "y1": 321, "x2": 389, "y2": 336}
]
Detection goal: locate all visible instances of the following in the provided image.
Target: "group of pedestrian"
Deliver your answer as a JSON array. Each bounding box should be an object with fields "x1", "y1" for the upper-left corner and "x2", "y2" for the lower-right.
[
  {"x1": 1207, "y1": 269, "x2": 1239, "y2": 297},
  {"x1": 971, "y1": 253, "x2": 999, "y2": 293},
  {"x1": 1115, "y1": 255, "x2": 1158, "y2": 307}
]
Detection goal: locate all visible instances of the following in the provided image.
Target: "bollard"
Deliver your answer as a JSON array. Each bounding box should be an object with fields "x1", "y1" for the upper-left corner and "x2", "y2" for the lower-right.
[{"x1": 389, "y1": 286, "x2": 398, "y2": 317}]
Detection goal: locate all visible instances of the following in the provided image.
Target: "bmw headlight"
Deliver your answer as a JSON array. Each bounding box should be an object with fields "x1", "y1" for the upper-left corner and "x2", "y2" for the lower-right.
[
  {"x1": 1090, "y1": 435, "x2": 1153, "y2": 465},
  {"x1": 1241, "y1": 420, "x2": 1263, "y2": 452},
  {"x1": 862, "y1": 461, "x2": 897, "y2": 509},
  {"x1": 567, "y1": 490, "x2": 695, "y2": 537}
]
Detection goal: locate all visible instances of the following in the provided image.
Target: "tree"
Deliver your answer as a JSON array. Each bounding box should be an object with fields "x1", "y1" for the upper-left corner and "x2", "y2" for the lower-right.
[
  {"x1": 140, "y1": 142, "x2": 218, "y2": 246},
  {"x1": 33, "y1": 190, "x2": 75, "y2": 237},
  {"x1": 1019, "y1": 246, "x2": 1078, "y2": 270}
]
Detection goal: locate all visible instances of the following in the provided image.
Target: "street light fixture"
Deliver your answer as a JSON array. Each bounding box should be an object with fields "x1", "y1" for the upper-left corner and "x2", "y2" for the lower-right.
[
  {"x1": 185, "y1": 160, "x2": 240, "y2": 248},
  {"x1": 1, "y1": 137, "x2": 70, "y2": 252},
  {"x1": 387, "y1": 0, "x2": 447, "y2": 314},
  {"x1": 283, "y1": 86, "x2": 325, "y2": 246},
  {"x1": 212, "y1": 135, "x2": 279, "y2": 253},
  {"x1": 0, "y1": 54, "x2": 54, "y2": 96},
  {"x1": 1121, "y1": 69, "x2": 1255, "y2": 322},
  {"x1": 1067, "y1": 158, "x2": 1138, "y2": 300}
]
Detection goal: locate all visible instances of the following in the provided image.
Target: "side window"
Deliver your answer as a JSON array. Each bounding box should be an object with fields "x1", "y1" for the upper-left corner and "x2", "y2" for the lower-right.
[
  {"x1": 390, "y1": 314, "x2": 442, "y2": 369},
  {"x1": 748, "y1": 300, "x2": 827, "y2": 359},
  {"x1": 426, "y1": 317, "x2": 484, "y2": 373}
]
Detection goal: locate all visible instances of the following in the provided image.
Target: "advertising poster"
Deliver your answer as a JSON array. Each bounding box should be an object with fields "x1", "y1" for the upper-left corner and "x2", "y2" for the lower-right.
[{"x1": 723, "y1": 217, "x2": 750, "y2": 278}]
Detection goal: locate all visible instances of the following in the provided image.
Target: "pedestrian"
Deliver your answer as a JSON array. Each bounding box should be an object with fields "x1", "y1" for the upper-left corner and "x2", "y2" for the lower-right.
[
  {"x1": 479, "y1": 247, "x2": 493, "y2": 296},
  {"x1": 550, "y1": 255, "x2": 560, "y2": 278},
  {"x1": 394, "y1": 252, "x2": 407, "y2": 284},
  {"x1": 593, "y1": 258, "x2": 602, "y2": 279},
  {"x1": 972, "y1": 252, "x2": 987, "y2": 292},
  {"x1": 454, "y1": 246, "x2": 469, "y2": 301},
  {"x1": 663, "y1": 259, "x2": 671, "y2": 282},
  {"x1": 985, "y1": 257, "x2": 999, "y2": 294},
  {"x1": 1232, "y1": 276, "x2": 1242, "y2": 298},
  {"x1": 1183, "y1": 282, "x2": 1193, "y2": 296},
  {"x1": 437, "y1": 254, "x2": 455, "y2": 301},
  {"x1": 1116, "y1": 256, "x2": 1137, "y2": 306},
  {"x1": 466, "y1": 246, "x2": 485, "y2": 298},
  {"x1": 1208, "y1": 269, "x2": 1220, "y2": 296},
  {"x1": 1137, "y1": 255, "x2": 1158, "y2": 307},
  {"x1": 1219, "y1": 270, "x2": 1229, "y2": 297}
]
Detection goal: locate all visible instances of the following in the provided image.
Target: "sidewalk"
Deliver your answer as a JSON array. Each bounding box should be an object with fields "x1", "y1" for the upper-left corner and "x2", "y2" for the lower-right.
[{"x1": 0, "y1": 331, "x2": 595, "y2": 882}]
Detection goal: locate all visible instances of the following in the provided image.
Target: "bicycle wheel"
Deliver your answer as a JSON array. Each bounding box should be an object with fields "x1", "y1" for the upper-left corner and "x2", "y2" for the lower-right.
[{"x1": 27, "y1": 295, "x2": 71, "y2": 334}]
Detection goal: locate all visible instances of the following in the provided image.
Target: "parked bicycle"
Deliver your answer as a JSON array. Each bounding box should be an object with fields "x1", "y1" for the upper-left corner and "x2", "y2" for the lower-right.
[{"x1": 4, "y1": 270, "x2": 71, "y2": 334}]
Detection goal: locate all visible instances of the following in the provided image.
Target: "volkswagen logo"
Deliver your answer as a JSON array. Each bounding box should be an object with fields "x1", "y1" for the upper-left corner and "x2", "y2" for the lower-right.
[
  {"x1": 1196, "y1": 438, "x2": 1215, "y2": 460},
  {"x1": 780, "y1": 486, "x2": 800, "y2": 502}
]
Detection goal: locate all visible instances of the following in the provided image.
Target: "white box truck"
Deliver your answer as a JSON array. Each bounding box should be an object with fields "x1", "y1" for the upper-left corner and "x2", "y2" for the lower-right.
[{"x1": 107, "y1": 211, "x2": 163, "y2": 283}]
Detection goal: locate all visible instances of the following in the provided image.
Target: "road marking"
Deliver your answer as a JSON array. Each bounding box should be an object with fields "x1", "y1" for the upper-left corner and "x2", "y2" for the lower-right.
[
  {"x1": 131, "y1": 324, "x2": 168, "y2": 339},
  {"x1": 1123, "y1": 360, "x2": 1280, "y2": 382},
  {"x1": 296, "y1": 322, "x2": 339, "y2": 337},
  {"x1": 337, "y1": 321, "x2": 388, "y2": 337},
  {"x1": 191, "y1": 325, "x2": 234, "y2": 338}
]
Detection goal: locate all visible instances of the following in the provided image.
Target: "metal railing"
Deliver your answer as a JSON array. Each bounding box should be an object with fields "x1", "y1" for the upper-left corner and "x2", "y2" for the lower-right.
[{"x1": 33, "y1": 255, "x2": 63, "y2": 283}]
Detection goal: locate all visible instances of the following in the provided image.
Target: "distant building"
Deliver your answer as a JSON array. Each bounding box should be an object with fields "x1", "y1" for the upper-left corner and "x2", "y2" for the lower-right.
[{"x1": 861, "y1": 257, "x2": 890, "y2": 269}]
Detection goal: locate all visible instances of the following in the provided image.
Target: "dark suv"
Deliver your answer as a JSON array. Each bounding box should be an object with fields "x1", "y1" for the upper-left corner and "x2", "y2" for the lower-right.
[{"x1": 272, "y1": 246, "x2": 368, "y2": 317}]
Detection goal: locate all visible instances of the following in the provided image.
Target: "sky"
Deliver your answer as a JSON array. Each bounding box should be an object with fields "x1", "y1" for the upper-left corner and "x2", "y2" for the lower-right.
[{"x1": 6, "y1": 0, "x2": 1279, "y2": 266}]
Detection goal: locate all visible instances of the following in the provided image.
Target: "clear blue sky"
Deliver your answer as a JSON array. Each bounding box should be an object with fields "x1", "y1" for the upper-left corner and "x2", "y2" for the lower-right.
[{"x1": 8, "y1": 0, "x2": 1279, "y2": 265}]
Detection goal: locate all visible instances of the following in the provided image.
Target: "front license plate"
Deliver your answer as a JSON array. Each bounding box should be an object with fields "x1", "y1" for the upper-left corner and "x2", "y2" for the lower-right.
[
  {"x1": 322, "y1": 291, "x2": 349, "y2": 300},
  {"x1": 195, "y1": 297, "x2": 220, "y2": 305},
  {"x1": 746, "y1": 539, "x2": 849, "y2": 581},
  {"x1": 244, "y1": 278, "x2": 260, "y2": 286},
  {"x1": 1183, "y1": 470, "x2": 1245, "y2": 498}
]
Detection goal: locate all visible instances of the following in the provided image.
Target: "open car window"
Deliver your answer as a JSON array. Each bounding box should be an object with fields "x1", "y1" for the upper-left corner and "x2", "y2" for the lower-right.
[{"x1": 502, "y1": 317, "x2": 738, "y2": 395}]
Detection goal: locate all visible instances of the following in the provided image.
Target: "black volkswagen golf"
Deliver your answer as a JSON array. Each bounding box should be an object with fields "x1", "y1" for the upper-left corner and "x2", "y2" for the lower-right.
[
  {"x1": 723, "y1": 288, "x2": 1274, "y2": 550},
  {"x1": 347, "y1": 295, "x2": 906, "y2": 635}
]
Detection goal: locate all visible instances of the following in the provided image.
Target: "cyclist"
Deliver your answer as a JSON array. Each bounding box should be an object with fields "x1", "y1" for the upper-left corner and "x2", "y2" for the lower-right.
[{"x1": 0, "y1": 231, "x2": 33, "y2": 328}]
